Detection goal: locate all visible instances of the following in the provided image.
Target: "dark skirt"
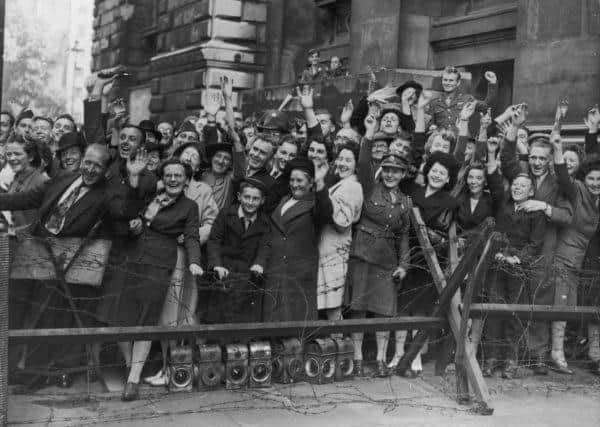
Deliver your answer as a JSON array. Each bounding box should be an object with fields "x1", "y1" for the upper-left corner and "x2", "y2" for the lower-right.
[
  {"x1": 111, "y1": 229, "x2": 178, "y2": 327},
  {"x1": 347, "y1": 257, "x2": 396, "y2": 317},
  {"x1": 397, "y1": 267, "x2": 439, "y2": 315},
  {"x1": 205, "y1": 273, "x2": 264, "y2": 323}
]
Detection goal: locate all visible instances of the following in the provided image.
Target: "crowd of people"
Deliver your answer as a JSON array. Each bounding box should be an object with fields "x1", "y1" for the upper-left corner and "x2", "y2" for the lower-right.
[{"x1": 1, "y1": 57, "x2": 600, "y2": 402}]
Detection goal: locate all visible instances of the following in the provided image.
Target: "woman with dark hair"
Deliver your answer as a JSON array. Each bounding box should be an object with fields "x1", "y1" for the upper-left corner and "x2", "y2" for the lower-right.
[
  {"x1": 254, "y1": 156, "x2": 332, "y2": 322},
  {"x1": 116, "y1": 158, "x2": 204, "y2": 401},
  {"x1": 143, "y1": 144, "x2": 218, "y2": 387},
  {"x1": 4, "y1": 138, "x2": 47, "y2": 230},
  {"x1": 317, "y1": 142, "x2": 363, "y2": 322},
  {"x1": 201, "y1": 143, "x2": 244, "y2": 211}
]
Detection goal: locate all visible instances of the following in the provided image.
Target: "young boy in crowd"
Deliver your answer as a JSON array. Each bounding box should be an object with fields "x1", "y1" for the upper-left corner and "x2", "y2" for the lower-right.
[{"x1": 204, "y1": 177, "x2": 271, "y2": 324}]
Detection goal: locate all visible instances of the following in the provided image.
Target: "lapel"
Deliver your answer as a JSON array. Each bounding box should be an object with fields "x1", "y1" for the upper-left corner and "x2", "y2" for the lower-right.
[
  {"x1": 40, "y1": 174, "x2": 80, "y2": 217},
  {"x1": 63, "y1": 182, "x2": 106, "y2": 229},
  {"x1": 244, "y1": 212, "x2": 269, "y2": 238},
  {"x1": 227, "y1": 209, "x2": 245, "y2": 237},
  {"x1": 280, "y1": 197, "x2": 313, "y2": 225}
]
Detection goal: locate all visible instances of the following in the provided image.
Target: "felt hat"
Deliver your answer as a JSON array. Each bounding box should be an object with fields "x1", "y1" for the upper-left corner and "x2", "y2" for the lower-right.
[
  {"x1": 205, "y1": 142, "x2": 233, "y2": 159},
  {"x1": 57, "y1": 131, "x2": 86, "y2": 154},
  {"x1": 284, "y1": 156, "x2": 315, "y2": 180},
  {"x1": 138, "y1": 119, "x2": 162, "y2": 141}
]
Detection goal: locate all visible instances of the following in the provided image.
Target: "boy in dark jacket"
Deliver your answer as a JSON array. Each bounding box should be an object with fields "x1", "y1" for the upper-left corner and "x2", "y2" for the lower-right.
[{"x1": 205, "y1": 177, "x2": 271, "y2": 323}]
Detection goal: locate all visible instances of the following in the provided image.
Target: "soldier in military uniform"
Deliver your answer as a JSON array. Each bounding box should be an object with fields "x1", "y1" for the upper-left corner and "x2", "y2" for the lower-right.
[{"x1": 426, "y1": 66, "x2": 498, "y2": 137}]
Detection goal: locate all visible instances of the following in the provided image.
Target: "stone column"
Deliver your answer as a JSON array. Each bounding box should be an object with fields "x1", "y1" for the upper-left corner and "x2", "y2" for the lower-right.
[
  {"x1": 349, "y1": 0, "x2": 402, "y2": 74},
  {"x1": 513, "y1": 0, "x2": 600, "y2": 124}
]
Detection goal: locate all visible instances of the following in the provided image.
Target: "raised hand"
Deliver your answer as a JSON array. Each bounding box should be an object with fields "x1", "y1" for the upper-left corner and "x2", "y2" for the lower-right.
[
  {"x1": 129, "y1": 218, "x2": 142, "y2": 235},
  {"x1": 550, "y1": 132, "x2": 563, "y2": 153},
  {"x1": 340, "y1": 99, "x2": 354, "y2": 124},
  {"x1": 220, "y1": 76, "x2": 234, "y2": 101},
  {"x1": 459, "y1": 101, "x2": 477, "y2": 121},
  {"x1": 296, "y1": 85, "x2": 314, "y2": 109},
  {"x1": 249, "y1": 264, "x2": 263, "y2": 275},
  {"x1": 314, "y1": 161, "x2": 330, "y2": 186},
  {"x1": 392, "y1": 266, "x2": 407, "y2": 280},
  {"x1": 480, "y1": 108, "x2": 492, "y2": 127},
  {"x1": 205, "y1": 91, "x2": 222, "y2": 116},
  {"x1": 584, "y1": 106, "x2": 600, "y2": 132},
  {"x1": 417, "y1": 90, "x2": 433, "y2": 110},
  {"x1": 513, "y1": 103, "x2": 528, "y2": 126},
  {"x1": 364, "y1": 114, "x2": 379, "y2": 136},
  {"x1": 126, "y1": 148, "x2": 149, "y2": 177},
  {"x1": 484, "y1": 71, "x2": 497, "y2": 84}
]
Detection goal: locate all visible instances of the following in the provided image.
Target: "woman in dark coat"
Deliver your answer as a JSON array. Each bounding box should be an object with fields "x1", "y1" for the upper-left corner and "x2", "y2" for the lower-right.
[
  {"x1": 117, "y1": 158, "x2": 204, "y2": 401},
  {"x1": 255, "y1": 157, "x2": 332, "y2": 323}
]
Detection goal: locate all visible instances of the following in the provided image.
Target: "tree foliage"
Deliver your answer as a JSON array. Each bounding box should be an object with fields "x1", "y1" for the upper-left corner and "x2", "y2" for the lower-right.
[{"x1": 2, "y1": 4, "x2": 66, "y2": 116}]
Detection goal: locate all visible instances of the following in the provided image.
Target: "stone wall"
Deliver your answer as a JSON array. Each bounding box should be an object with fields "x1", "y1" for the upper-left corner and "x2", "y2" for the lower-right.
[{"x1": 92, "y1": 0, "x2": 267, "y2": 123}]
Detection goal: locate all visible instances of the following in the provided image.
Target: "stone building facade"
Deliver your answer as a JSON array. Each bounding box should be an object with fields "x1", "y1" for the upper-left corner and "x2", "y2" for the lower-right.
[{"x1": 92, "y1": 0, "x2": 600, "y2": 131}]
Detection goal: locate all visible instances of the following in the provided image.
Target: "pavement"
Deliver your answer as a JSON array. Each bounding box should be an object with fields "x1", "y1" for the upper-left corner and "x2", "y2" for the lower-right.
[{"x1": 8, "y1": 360, "x2": 600, "y2": 427}]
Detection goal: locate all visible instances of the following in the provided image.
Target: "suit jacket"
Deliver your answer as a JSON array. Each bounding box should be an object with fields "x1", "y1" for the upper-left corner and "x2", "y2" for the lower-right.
[
  {"x1": 0, "y1": 172, "x2": 143, "y2": 238},
  {"x1": 207, "y1": 204, "x2": 271, "y2": 271}
]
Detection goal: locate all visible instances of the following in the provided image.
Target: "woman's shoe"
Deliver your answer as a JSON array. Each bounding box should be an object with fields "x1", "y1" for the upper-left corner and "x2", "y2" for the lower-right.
[
  {"x1": 144, "y1": 369, "x2": 168, "y2": 386},
  {"x1": 548, "y1": 357, "x2": 574, "y2": 375},
  {"x1": 353, "y1": 360, "x2": 364, "y2": 377},
  {"x1": 387, "y1": 355, "x2": 402, "y2": 370},
  {"x1": 121, "y1": 382, "x2": 140, "y2": 402},
  {"x1": 375, "y1": 360, "x2": 388, "y2": 378}
]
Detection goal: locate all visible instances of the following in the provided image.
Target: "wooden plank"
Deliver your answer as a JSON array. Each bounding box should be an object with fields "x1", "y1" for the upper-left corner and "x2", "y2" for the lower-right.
[
  {"x1": 398, "y1": 218, "x2": 495, "y2": 375},
  {"x1": 8, "y1": 317, "x2": 447, "y2": 345},
  {"x1": 469, "y1": 304, "x2": 600, "y2": 321},
  {"x1": 408, "y1": 207, "x2": 494, "y2": 415},
  {"x1": 455, "y1": 233, "x2": 501, "y2": 404}
]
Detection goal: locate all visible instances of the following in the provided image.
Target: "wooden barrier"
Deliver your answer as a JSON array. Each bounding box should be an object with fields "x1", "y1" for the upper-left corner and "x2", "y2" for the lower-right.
[{"x1": 469, "y1": 304, "x2": 600, "y2": 321}]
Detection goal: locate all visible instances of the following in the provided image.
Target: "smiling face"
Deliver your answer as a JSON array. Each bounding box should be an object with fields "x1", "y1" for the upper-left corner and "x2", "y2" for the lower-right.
[
  {"x1": 510, "y1": 175, "x2": 533, "y2": 202},
  {"x1": 528, "y1": 145, "x2": 551, "y2": 177},
  {"x1": 53, "y1": 118, "x2": 75, "y2": 141},
  {"x1": 389, "y1": 138, "x2": 411, "y2": 158},
  {"x1": 80, "y1": 145, "x2": 109, "y2": 186},
  {"x1": 467, "y1": 167, "x2": 485, "y2": 196},
  {"x1": 585, "y1": 170, "x2": 600, "y2": 197},
  {"x1": 274, "y1": 142, "x2": 297, "y2": 172},
  {"x1": 427, "y1": 162, "x2": 450, "y2": 190},
  {"x1": 6, "y1": 142, "x2": 32, "y2": 174},
  {"x1": 563, "y1": 150, "x2": 581, "y2": 177},
  {"x1": 430, "y1": 134, "x2": 451, "y2": 154},
  {"x1": 157, "y1": 122, "x2": 173, "y2": 144},
  {"x1": 238, "y1": 186, "x2": 264, "y2": 216},
  {"x1": 316, "y1": 113, "x2": 333, "y2": 137},
  {"x1": 118, "y1": 126, "x2": 143, "y2": 159},
  {"x1": 381, "y1": 166, "x2": 405, "y2": 189},
  {"x1": 248, "y1": 139, "x2": 273, "y2": 170},
  {"x1": 442, "y1": 72, "x2": 460, "y2": 93},
  {"x1": 334, "y1": 128, "x2": 359, "y2": 149},
  {"x1": 380, "y1": 112, "x2": 400, "y2": 135},
  {"x1": 371, "y1": 140, "x2": 389, "y2": 162},
  {"x1": 176, "y1": 130, "x2": 199, "y2": 147},
  {"x1": 307, "y1": 141, "x2": 328, "y2": 166},
  {"x1": 59, "y1": 146, "x2": 82, "y2": 173},
  {"x1": 211, "y1": 150, "x2": 232, "y2": 175},
  {"x1": 308, "y1": 52, "x2": 320, "y2": 66},
  {"x1": 163, "y1": 163, "x2": 189, "y2": 198},
  {"x1": 146, "y1": 150, "x2": 161, "y2": 171},
  {"x1": 334, "y1": 148, "x2": 357, "y2": 180},
  {"x1": 32, "y1": 119, "x2": 53, "y2": 144},
  {"x1": 16, "y1": 118, "x2": 32, "y2": 139},
  {"x1": 179, "y1": 146, "x2": 201, "y2": 172},
  {"x1": 330, "y1": 56, "x2": 341, "y2": 70},
  {"x1": 289, "y1": 169, "x2": 312, "y2": 199}
]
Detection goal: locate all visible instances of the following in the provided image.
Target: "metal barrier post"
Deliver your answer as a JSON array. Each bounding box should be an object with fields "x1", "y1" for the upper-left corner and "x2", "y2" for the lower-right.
[{"x1": 0, "y1": 233, "x2": 9, "y2": 427}]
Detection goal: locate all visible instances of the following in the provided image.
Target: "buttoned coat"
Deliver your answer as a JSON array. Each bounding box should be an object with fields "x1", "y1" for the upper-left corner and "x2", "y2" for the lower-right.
[{"x1": 258, "y1": 189, "x2": 332, "y2": 322}]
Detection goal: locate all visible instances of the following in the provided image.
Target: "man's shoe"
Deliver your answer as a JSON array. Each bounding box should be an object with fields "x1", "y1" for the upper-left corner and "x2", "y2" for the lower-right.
[
  {"x1": 144, "y1": 369, "x2": 168, "y2": 387},
  {"x1": 532, "y1": 356, "x2": 548, "y2": 376},
  {"x1": 121, "y1": 382, "x2": 140, "y2": 402},
  {"x1": 501, "y1": 359, "x2": 518, "y2": 379}
]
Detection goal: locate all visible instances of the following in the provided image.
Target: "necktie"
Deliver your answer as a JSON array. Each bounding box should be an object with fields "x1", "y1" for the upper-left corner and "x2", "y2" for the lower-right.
[
  {"x1": 45, "y1": 183, "x2": 84, "y2": 235},
  {"x1": 242, "y1": 217, "x2": 251, "y2": 232}
]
